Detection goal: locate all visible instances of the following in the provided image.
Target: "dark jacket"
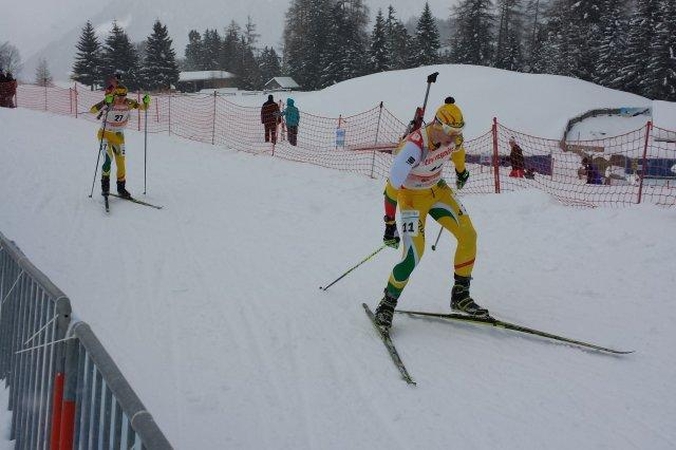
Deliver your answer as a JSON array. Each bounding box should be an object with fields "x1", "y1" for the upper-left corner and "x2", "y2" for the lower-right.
[
  {"x1": 261, "y1": 96, "x2": 280, "y2": 126},
  {"x1": 509, "y1": 144, "x2": 525, "y2": 171}
]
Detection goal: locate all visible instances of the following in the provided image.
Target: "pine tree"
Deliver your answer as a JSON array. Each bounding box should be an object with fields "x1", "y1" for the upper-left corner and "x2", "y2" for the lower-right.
[
  {"x1": 202, "y1": 29, "x2": 222, "y2": 70},
  {"x1": 644, "y1": 0, "x2": 676, "y2": 100},
  {"x1": 369, "y1": 9, "x2": 390, "y2": 73},
  {"x1": 35, "y1": 58, "x2": 53, "y2": 86},
  {"x1": 410, "y1": 2, "x2": 441, "y2": 67},
  {"x1": 522, "y1": 0, "x2": 543, "y2": 71},
  {"x1": 237, "y1": 36, "x2": 262, "y2": 90},
  {"x1": 618, "y1": 0, "x2": 661, "y2": 96},
  {"x1": 384, "y1": 6, "x2": 411, "y2": 70},
  {"x1": 284, "y1": 0, "x2": 332, "y2": 90},
  {"x1": 258, "y1": 46, "x2": 282, "y2": 85},
  {"x1": 593, "y1": 0, "x2": 630, "y2": 90},
  {"x1": 140, "y1": 20, "x2": 179, "y2": 91},
  {"x1": 568, "y1": 0, "x2": 602, "y2": 81},
  {"x1": 71, "y1": 21, "x2": 102, "y2": 89},
  {"x1": 318, "y1": 0, "x2": 369, "y2": 87},
  {"x1": 494, "y1": 0, "x2": 525, "y2": 71},
  {"x1": 449, "y1": 0, "x2": 495, "y2": 66},
  {"x1": 184, "y1": 30, "x2": 204, "y2": 71},
  {"x1": 221, "y1": 22, "x2": 240, "y2": 73},
  {"x1": 532, "y1": 0, "x2": 573, "y2": 76},
  {"x1": 101, "y1": 21, "x2": 141, "y2": 90}
]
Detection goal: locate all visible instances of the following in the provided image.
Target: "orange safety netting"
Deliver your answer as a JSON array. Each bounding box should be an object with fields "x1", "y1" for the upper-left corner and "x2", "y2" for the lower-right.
[{"x1": 13, "y1": 85, "x2": 676, "y2": 208}]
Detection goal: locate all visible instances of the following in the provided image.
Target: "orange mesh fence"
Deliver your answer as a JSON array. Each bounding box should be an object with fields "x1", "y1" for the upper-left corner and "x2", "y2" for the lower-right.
[{"x1": 13, "y1": 84, "x2": 676, "y2": 208}]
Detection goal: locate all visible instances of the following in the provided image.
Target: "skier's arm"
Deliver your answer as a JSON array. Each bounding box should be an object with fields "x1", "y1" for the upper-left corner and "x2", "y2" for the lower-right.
[{"x1": 388, "y1": 141, "x2": 421, "y2": 189}]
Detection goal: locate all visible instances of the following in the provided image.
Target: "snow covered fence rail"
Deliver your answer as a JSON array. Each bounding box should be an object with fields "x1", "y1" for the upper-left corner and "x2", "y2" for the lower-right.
[
  {"x1": 14, "y1": 84, "x2": 676, "y2": 208},
  {"x1": 0, "y1": 232, "x2": 172, "y2": 449}
]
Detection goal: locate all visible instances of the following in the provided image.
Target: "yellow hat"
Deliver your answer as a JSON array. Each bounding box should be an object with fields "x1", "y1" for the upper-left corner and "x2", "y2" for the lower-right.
[
  {"x1": 434, "y1": 97, "x2": 465, "y2": 134},
  {"x1": 114, "y1": 85, "x2": 128, "y2": 97}
]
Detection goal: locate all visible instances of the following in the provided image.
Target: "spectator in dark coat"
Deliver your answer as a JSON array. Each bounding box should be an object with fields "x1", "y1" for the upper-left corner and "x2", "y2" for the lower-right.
[
  {"x1": 582, "y1": 157, "x2": 602, "y2": 184},
  {"x1": 261, "y1": 94, "x2": 281, "y2": 144},
  {"x1": 0, "y1": 71, "x2": 18, "y2": 108},
  {"x1": 283, "y1": 98, "x2": 300, "y2": 146},
  {"x1": 508, "y1": 136, "x2": 525, "y2": 178}
]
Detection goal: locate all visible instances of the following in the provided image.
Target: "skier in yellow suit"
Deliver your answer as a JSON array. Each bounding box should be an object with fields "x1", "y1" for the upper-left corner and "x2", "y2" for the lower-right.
[
  {"x1": 374, "y1": 97, "x2": 488, "y2": 330},
  {"x1": 90, "y1": 85, "x2": 150, "y2": 198}
]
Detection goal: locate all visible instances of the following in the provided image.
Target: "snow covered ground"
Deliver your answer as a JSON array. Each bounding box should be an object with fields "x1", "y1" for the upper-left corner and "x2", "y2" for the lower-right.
[{"x1": 1, "y1": 66, "x2": 676, "y2": 449}]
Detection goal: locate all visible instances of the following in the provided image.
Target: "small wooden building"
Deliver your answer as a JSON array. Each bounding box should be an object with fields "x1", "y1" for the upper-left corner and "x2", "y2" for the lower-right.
[
  {"x1": 177, "y1": 70, "x2": 237, "y2": 93},
  {"x1": 263, "y1": 77, "x2": 300, "y2": 91}
]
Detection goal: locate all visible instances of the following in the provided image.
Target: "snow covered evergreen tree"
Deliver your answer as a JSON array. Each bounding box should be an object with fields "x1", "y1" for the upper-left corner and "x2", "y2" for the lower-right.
[
  {"x1": 101, "y1": 22, "x2": 141, "y2": 90},
  {"x1": 140, "y1": 20, "x2": 179, "y2": 91},
  {"x1": 410, "y1": 3, "x2": 441, "y2": 67},
  {"x1": 258, "y1": 46, "x2": 281, "y2": 85},
  {"x1": 71, "y1": 21, "x2": 102, "y2": 89},
  {"x1": 184, "y1": 30, "x2": 205, "y2": 71},
  {"x1": 384, "y1": 6, "x2": 411, "y2": 70},
  {"x1": 593, "y1": 0, "x2": 630, "y2": 90},
  {"x1": 645, "y1": 0, "x2": 676, "y2": 100},
  {"x1": 221, "y1": 22, "x2": 241, "y2": 74},
  {"x1": 319, "y1": 0, "x2": 369, "y2": 87},
  {"x1": 567, "y1": 0, "x2": 602, "y2": 81},
  {"x1": 369, "y1": 9, "x2": 390, "y2": 73},
  {"x1": 449, "y1": 0, "x2": 495, "y2": 66},
  {"x1": 620, "y1": 0, "x2": 661, "y2": 96},
  {"x1": 202, "y1": 29, "x2": 222, "y2": 71},
  {"x1": 284, "y1": 0, "x2": 332, "y2": 90},
  {"x1": 494, "y1": 0, "x2": 524, "y2": 71},
  {"x1": 237, "y1": 37, "x2": 263, "y2": 90},
  {"x1": 531, "y1": 0, "x2": 573, "y2": 75}
]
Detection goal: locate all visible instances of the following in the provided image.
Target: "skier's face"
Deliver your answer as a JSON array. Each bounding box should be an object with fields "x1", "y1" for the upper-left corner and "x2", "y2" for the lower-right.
[{"x1": 430, "y1": 124, "x2": 455, "y2": 146}]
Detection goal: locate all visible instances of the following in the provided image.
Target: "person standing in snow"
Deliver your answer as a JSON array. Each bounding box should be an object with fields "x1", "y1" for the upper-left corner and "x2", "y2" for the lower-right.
[
  {"x1": 261, "y1": 94, "x2": 281, "y2": 144},
  {"x1": 508, "y1": 136, "x2": 525, "y2": 178},
  {"x1": 581, "y1": 157, "x2": 602, "y2": 185},
  {"x1": 89, "y1": 85, "x2": 151, "y2": 198},
  {"x1": 374, "y1": 97, "x2": 488, "y2": 331},
  {"x1": 283, "y1": 98, "x2": 300, "y2": 146}
]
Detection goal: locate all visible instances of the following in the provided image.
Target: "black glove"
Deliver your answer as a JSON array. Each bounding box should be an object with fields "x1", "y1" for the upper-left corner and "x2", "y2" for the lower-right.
[
  {"x1": 383, "y1": 215, "x2": 400, "y2": 249},
  {"x1": 456, "y1": 169, "x2": 469, "y2": 189}
]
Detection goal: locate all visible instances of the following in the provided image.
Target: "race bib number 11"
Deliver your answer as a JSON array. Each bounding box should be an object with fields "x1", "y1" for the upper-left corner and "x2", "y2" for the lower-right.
[{"x1": 400, "y1": 210, "x2": 420, "y2": 237}]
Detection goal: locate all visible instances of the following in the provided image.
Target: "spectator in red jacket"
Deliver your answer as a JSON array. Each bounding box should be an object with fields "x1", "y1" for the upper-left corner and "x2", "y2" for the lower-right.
[
  {"x1": 261, "y1": 94, "x2": 281, "y2": 144},
  {"x1": 508, "y1": 136, "x2": 525, "y2": 178}
]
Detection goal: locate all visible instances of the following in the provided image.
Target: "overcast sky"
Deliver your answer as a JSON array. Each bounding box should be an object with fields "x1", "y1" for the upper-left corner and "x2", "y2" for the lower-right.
[{"x1": 1, "y1": 0, "x2": 459, "y2": 60}]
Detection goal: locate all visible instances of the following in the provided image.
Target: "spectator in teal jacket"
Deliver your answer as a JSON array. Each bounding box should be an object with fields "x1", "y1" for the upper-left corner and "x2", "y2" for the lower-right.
[{"x1": 283, "y1": 98, "x2": 300, "y2": 146}]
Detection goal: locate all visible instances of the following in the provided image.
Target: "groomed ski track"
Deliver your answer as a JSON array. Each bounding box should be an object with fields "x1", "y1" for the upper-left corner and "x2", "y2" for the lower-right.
[{"x1": 1, "y1": 107, "x2": 675, "y2": 450}]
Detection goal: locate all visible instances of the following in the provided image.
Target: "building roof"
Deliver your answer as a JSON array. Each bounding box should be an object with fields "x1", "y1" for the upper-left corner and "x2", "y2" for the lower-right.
[
  {"x1": 264, "y1": 77, "x2": 300, "y2": 89},
  {"x1": 178, "y1": 71, "x2": 236, "y2": 82}
]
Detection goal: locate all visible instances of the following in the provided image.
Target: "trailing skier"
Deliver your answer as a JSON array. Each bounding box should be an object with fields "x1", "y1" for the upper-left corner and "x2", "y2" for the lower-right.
[{"x1": 90, "y1": 85, "x2": 151, "y2": 199}]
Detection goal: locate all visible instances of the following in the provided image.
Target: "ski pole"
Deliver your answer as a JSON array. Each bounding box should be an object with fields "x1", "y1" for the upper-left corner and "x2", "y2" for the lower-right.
[
  {"x1": 320, "y1": 244, "x2": 387, "y2": 291},
  {"x1": 88, "y1": 106, "x2": 110, "y2": 198},
  {"x1": 431, "y1": 227, "x2": 443, "y2": 251},
  {"x1": 143, "y1": 105, "x2": 148, "y2": 195}
]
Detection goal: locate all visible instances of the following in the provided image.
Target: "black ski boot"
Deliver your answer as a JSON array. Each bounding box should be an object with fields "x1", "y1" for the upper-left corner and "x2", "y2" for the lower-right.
[
  {"x1": 374, "y1": 289, "x2": 398, "y2": 331},
  {"x1": 101, "y1": 176, "x2": 110, "y2": 195},
  {"x1": 116, "y1": 180, "x2": 132, "y2": 199},
  {"x1": 451, "y1": 274, "x2": 489, "y2": 317}
]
